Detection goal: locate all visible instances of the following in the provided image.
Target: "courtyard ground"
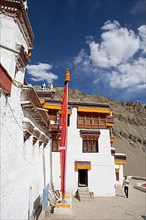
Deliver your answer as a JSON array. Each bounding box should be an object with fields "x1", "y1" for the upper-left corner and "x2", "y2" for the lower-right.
[{"x1": 41, "y1": 179, "x2": 146, "y2": 220}]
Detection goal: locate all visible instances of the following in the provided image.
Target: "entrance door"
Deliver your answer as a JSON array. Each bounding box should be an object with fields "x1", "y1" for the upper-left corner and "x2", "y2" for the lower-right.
[
  {"x1": 115, "y1": 169, "x2": 119, "y2": 181},
  {"x1": 116, "y1": 171, "x2": 119, "y2": 181},
  {"x1": 78, "y1": 169, "x2": 88, "y2": 187}
]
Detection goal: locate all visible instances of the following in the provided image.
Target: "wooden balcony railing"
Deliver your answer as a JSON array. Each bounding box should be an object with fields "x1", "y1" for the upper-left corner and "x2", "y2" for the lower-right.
[
  {"x1": 77, "y1": 117, "x2": 107, "y2": 129},
  {"x1": 49, "y1": 123, "x2": 60, "y2": 131}
]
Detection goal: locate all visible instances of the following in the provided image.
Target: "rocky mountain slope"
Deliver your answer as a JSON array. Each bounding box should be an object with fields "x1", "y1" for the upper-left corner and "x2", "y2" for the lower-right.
[{"x1": 54, "y1": 87, "x2": 146, "y2": 177}]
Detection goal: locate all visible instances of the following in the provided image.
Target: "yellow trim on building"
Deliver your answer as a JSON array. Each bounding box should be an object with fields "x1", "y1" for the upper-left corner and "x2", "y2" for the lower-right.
[
  {"x1": 58, "y1": 110, "x2": 72, "y2": 115},
  {"x1": 55, "y1": 203, "x2": 71, "y2": 208},
  {"x1": 75, "y1": 165, "x2": 91, "y2": 170},
  {"x1": 40, "y1": 99, "x2": 45, "y2": 104},
  {"x1": 78, "y1": 107, "x2": 111, "y2": 115},
  {"x1": 59, "y1": 193, "x2": 71, "y2": 199},
  {"x1": 43, "y1": 103, "x2": 61, "y2": 110},
  {"x1": 40, "y1": 102, "x2": 72, "y2": 114},
  {"x1": 67, "y1": 111, "x2": 72, "y2": 115},
  {"x1": 115, "y1": 161, "x2": 126, "y2": 165},
  {"x1": 107, "y1": 123, "x2": 114, "y2": 127},
  {"x1": 110, "y1": 138, "x2": 115, "y2": 143}
]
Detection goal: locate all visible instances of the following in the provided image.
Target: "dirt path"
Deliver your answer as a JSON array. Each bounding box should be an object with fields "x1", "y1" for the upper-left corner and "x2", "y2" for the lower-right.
[{"x1": 42, "y1": 179, "x2": 146, "y2": 220}]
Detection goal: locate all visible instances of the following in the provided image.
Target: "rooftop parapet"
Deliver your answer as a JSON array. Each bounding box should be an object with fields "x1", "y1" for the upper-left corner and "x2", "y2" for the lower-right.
[
  {"x1": 0, "y1": 0, "x2": 34, "y2": 47},
  {"x1": 114, "y1": 153, "x2": 126, "y2": 165}
]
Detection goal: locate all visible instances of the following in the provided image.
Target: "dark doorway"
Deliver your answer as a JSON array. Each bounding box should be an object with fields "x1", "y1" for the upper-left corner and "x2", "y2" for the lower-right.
[
  {"x1": 78, "y1": 169, "x2": 88, "y2": 187},
  {"x1": 116, "y1": 171, "x2": 119, "y2": 181}
]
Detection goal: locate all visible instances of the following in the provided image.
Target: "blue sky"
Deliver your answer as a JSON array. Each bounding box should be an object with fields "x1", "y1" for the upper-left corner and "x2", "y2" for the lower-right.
[{"x1": 25, "y1": 0, "x2": 146, "y2": 103}]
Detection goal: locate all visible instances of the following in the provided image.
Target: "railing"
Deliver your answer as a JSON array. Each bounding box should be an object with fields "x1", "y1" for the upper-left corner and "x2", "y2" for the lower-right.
[
  {"x1": 78, "y1": 118, "x2": 107, "y2": 129},
  {"x1": 49, "y1": 123, "x2": 60, "y2": 131}
]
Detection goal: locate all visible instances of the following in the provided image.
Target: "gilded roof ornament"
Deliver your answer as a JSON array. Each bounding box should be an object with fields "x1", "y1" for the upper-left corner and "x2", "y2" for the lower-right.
[{"x1": 65, "y1": 68, "x2": 70, "y2": 83}]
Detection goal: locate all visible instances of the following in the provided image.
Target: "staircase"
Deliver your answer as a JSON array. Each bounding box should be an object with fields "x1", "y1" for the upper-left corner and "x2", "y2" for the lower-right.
[{"x1": 75, "y1": 187, "x2": 94, "y2": 201}]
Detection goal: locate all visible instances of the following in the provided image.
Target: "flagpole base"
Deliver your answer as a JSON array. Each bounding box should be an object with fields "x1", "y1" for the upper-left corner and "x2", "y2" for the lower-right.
[{"x1": 54, "y1": 193, "x2": 72, "y2": 215}]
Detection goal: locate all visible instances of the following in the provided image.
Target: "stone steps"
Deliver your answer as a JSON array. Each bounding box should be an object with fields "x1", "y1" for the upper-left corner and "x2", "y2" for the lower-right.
[{"x1": 75, "y1": 187, "x2": 93, "y2": 201}]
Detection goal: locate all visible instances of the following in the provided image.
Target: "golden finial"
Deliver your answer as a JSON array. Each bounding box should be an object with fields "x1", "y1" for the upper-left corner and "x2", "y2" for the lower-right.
[
  {"x1": 50, "y1": 83, "x2": 54, "y2": 90},
  {"x1": 65, "y1": 68, "x2": 70, "y2": 83}
]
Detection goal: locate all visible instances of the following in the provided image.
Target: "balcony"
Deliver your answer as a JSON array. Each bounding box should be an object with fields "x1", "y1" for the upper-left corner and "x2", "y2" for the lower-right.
[
  {"x1": 49, "y1": 117, "x2": 60, "y2": 132},
  {"x1": 77, "y1": 117, "x2": 107, "y2": 129},
  {"x1": 49, "y1": 123, "x2": 60, "y2": 132}
]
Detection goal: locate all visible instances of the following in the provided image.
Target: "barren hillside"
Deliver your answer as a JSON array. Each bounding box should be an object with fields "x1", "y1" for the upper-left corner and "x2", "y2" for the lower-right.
[{"x1": 54, "y1": 87, "x2": 146, "y2": 177}]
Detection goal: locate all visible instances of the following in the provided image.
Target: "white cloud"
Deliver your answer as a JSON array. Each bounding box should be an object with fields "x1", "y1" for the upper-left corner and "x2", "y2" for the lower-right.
[
  {"x1": 138, "y1": 25, "x2": 146, "y2": 53},
  {"x1": 136, "y1": 84, "x2": 146, "y2": 89},
  {"x1": 108, "y1": 58, "x2": 145, "y2": 89},
  {"x1": 88, "y1": 20, "x2": 140, "y2": 68},
  {"x1": 74, "y1": 49, "x2": 86, "y2": 65},
  {"x1": 101, "y1": 20, "x2": 120, "y2": 31},
  {"x1": 74, "y1": 49, "x2": 91, "y2": 73},
  {"x1": 74, "y1": 21, "x2": 146, "y2": 93},
  {"x1": 26, "y1": 63, "x2": 58, "y2": 85}
]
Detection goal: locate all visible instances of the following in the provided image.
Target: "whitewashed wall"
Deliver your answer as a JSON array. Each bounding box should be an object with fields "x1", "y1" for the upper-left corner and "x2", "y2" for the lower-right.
[
  {"x1": 1, "y1": 86, "x2": 51, "y2": 219},
  {"x1": 0, "y1": 14, "x2": 28, "y2": 83},
  {"x1": 0, "y1": 9, "x2": 52, "y2": 220},
  {"x1": 52, "y1": 108, "x2": 115, "y2": 197}
]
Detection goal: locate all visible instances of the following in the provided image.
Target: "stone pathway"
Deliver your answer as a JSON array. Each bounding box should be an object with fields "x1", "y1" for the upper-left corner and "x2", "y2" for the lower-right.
[{"x1": 41, "y1": 179, "x2": 146, "y2": 220}]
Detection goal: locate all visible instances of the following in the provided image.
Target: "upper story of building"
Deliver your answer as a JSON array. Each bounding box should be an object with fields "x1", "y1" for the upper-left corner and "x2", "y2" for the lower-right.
[
  {"x1": 34, "y1": 85, "x2": 116, "y2": 157},
  {"x1": 0, "y1": 0, "x2": 34, "y2": 95},
  {"x1": 35, "y1": 85, "x2": 114, "y2": 133}
]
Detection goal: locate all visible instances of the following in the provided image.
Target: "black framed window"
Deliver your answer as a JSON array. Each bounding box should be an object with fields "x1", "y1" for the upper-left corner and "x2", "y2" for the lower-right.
[{"x1": 83, "y1": 139, "x2": 98, "y2": 153}]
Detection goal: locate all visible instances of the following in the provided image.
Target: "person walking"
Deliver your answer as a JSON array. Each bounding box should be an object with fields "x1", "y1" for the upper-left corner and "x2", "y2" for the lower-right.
[{"x1": 123, "y1": 176, "x2": 129, "y2": 198}]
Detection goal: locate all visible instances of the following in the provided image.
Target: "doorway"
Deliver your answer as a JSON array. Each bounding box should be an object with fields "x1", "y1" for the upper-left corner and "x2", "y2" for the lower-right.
[
  {"x1": 78, "y1": 169, "x2": 88, "y2": 187},
  {"x1": 115, "y1": 169, "x2": 119, "y2": 181}
]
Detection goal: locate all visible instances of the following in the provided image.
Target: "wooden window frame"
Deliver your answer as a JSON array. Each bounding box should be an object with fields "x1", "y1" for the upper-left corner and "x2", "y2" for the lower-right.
[
  {"x1": 82, "y1": 138, "x2": 99, "y2": 153},
  {"x1": 52, "y1": 138, "x2": 60, "y2": 152}
]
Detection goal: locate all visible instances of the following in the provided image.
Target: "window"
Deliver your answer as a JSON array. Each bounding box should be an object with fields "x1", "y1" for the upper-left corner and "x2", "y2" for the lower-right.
[
  {"x1": 83, "y1": 139, "x2": 98, "y2": 153},
  {"x1": 77, "y1": 113, "x2": 107, "y2": 129},
  {"x1": 52, "y1": 139, "x2": 60, "y2": 152}
]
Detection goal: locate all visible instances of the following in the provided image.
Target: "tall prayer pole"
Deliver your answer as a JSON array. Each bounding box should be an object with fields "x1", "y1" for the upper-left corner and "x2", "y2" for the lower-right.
[{"x1": 59, "y1": 68, "x2": 70, "y2": 201}]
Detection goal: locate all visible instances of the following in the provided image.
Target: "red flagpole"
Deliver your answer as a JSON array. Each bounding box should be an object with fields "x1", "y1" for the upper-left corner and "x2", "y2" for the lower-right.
[{"x1": 59, "y1": 69, "x2": 70, "y2": 200}]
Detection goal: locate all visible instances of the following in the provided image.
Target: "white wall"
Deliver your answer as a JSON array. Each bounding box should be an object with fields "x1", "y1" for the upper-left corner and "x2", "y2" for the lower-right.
[
  {"x1": 52, "y1": 107, "x2": 115, "y2": 197},
  {"x1": 0, "y1": 9, "x2": 52, "y2": 220},
  {"x1": 1, "y1": 86, "x2": 51, "y2": 219},
  {"x1": 0, "y1": 14, "x2": 28, "y2": 84}
]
